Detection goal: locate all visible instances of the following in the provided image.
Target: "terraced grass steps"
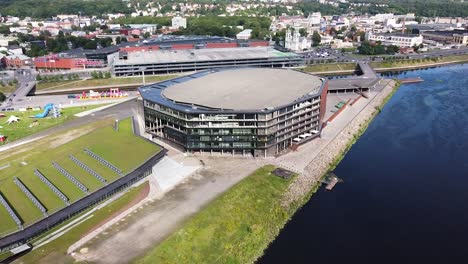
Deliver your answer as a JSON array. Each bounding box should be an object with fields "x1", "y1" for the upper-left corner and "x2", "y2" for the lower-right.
[{"x1": 0, "y1": 118, "x2": 161, "y2": 236}]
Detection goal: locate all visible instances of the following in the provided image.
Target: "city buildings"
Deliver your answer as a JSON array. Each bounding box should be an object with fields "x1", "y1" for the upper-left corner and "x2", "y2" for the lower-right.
[
  {"x1": 285, "y1": 29, "x2": 312, "y2": 51},
  {"x1": 366, "y1": 32, "x2": 423, "y2": 47},
  {"x1": 2, "y1": 55, "x2": 33, "y2": 69},
  {"x1": 140, "y1": 68, "x2": 328, "y2": 157}
]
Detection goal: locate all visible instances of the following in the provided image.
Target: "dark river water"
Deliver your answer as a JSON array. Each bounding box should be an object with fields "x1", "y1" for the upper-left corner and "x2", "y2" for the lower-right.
[{"x1": 259, "y1": 64, "x2": 468, "y2": 264}]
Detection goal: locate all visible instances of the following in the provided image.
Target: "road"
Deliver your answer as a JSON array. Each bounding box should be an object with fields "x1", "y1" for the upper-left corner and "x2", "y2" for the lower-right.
[
  {"x1": 0, "y1": 98, "x2": 140, "y2": 153},
  {"x1": 1, "y1": 69, "x2": 36, "y2": 110}
]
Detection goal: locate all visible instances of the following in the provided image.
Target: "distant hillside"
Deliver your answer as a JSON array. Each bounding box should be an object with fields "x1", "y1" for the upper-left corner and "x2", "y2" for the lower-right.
[{"x1": 0, "y1": 0, "x2": 131, "y2": 18}]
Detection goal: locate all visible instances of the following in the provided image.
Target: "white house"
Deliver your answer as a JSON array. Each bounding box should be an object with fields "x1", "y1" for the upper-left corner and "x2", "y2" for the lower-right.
[
  {"x1": 366, "y1": 32, "x2": 423, "y2": 47},
  {"x1": 236, "y1": 29, "x2": 252, "y2": 40},
  {"x1": 172, "y1": 16, "x2": 187, "y2": 29}
]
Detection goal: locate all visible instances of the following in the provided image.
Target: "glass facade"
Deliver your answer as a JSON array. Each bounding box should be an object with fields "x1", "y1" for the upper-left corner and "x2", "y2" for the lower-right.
[{"x1": 143, "y1": 94, "x2": 324, "y2": 156}]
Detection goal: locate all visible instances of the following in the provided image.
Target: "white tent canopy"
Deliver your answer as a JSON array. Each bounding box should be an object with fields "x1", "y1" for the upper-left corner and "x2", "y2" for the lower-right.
[{"x1": 6, "y1": 115, "x2": 20, "y2": 124}]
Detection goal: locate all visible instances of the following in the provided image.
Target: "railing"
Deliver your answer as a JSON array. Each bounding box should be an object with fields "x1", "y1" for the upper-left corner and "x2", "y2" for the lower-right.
[
  {"x1": 84, "y1": 148, "x2": 123, "y2": 176},
  {"x1": 69, "y1": 155, "x2": 107, "y2": 184},
  {"x1": 14, "y1": 177, "x2": 47, "y2": 216},
  {"x1": 34, "y1": 169, "x2": 69, "y2": 205},
  {"x1": 0, "y1": 193, "x2": 22, "y2": 230},
  {"x1": 52, "y1": 162, "x2": 88, "y2": 194}
]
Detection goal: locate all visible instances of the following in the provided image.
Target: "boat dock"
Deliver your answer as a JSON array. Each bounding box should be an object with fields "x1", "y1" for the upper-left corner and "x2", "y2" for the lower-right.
[
  {"x1": 320, "y1": 172, "x2": 341, "y2": 191},
  {"x1": 399, "y1": 77, "x2": 424, "y2": 84}
]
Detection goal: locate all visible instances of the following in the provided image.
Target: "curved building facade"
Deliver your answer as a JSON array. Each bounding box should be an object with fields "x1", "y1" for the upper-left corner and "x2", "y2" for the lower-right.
[{"x1": 139, "y1": 68, "x2": 328, "y2": 157}]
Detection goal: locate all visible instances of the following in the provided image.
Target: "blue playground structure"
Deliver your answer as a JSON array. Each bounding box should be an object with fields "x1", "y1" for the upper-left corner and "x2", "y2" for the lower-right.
[{"x1": 34, "y1": 103, "x2": 60, "y2": 118}]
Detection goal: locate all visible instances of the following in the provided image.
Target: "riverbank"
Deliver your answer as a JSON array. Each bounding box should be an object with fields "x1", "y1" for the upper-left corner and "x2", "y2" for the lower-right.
[
  {"x1": 299, "y1": 55, "x2": 468, "y2": 76},
  {"x1": 372, "y1": 54, "x2": 468, "y2": 72},
  {"x1": 134, "y1": 79, "x2": 400, "y2": 263}
]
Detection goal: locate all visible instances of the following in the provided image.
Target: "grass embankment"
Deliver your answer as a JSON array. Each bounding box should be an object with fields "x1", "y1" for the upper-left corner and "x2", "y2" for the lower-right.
[
  {"x1": 0, "y1": 84, "x2": 17, "y2": 94},
  {"x1": 137, "y1": 165, "x2": 295, "y2": 264},
  {"x1": 0, "y1": 118, "x2": 160, "y2": 235},
  {"x1": 370, "y1": 54, "x2": 468, "y2": 70},
  {"x1": 36, "y1": 75, "x2": 178, "y2": 91},
  {"x1": 12, "y1": 182, "x2": 149, "y2": 264},
  {"x1": 302, "y1": 63, "x2": 357, "y2": 73},
  {"x1": 138, "y1": 81, "x2": 403, "y2": 264},
  {"x1": 0, "y1": 104, "x2": 104, "y2": 143}
]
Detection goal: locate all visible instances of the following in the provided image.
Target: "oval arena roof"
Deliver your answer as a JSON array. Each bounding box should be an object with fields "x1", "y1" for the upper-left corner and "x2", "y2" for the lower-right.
[{"x1": 161, "y1": 68, "x2": 324, "y2": 111}]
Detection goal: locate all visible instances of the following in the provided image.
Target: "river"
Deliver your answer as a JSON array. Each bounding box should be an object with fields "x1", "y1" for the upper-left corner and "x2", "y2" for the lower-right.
[{"x1": 258, "y1": 64, "x2": 468, "y2": 264}]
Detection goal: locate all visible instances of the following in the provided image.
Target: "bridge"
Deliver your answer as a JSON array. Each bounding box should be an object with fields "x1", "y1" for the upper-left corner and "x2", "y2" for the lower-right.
[
  {"x1": 327, "y1": 61, "x2": 380, "y2": 93},
  {"x1": 357, "y1": 61, "x2": 378, "y2": 78}
]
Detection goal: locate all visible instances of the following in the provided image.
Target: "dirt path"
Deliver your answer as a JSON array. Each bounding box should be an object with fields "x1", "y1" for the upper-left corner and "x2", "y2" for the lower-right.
[
  {"x1": 82, "y1": 182, "x2": 150, "y2": 238},
  {"x1": 70, "y1": 157, "x2": 266, "y2": 264}
]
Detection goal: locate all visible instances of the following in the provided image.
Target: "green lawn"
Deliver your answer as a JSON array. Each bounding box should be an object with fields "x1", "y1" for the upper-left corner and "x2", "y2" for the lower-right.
[
  {"x1": 136, "y1": 165, "x2": 295, "y2": 264},
  {"x1": 302, "y1": 63, "x2": 357, "y2": 73},
  {"x1": 0, "y1": 118, "x2": 160, "y2": 235},
  {"x1": 12, "y1": 182, "x2": 149, "y2": 264},
  {"x1": 0, "y1": 84, "x2": 17, "y2": 94},
  {"x1": 0, "y1": 104, "x2": 104, "y2": 143},
  {"x1": 0, "y1": 204, "x2": 17, "y2": 237},
  {"x1": 36, "y1": 75, "x2": 178, "y2": 91}
]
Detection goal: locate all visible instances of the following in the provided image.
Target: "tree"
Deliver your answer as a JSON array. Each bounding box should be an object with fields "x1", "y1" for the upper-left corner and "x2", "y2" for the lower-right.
[
  {"x1": 98, "y1": 71, "x2": 104, "y2": 79},
  {"x1": 0, "y1": 92, "x2": 5, "y2": 102},
  {"x1": 312, "y1": 31, "x2": 321, "y2": 47},
  {"x1": 104, "y1": 72, "x2": 111, "y2": 79},
  {"x1": 0, "y1": 25, "x2": 11, "y2": 36},
  {"x1": 299, "y1": 28, "x2": 308, "y2": 37}
]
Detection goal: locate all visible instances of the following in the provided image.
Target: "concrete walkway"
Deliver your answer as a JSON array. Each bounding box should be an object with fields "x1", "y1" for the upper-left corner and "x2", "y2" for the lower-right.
[{"x1": 273, "y1": 79, "x2": 391, "y2": 174}]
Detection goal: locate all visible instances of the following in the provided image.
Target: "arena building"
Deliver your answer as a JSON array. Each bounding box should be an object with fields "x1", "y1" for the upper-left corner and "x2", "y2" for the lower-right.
[
  {"x1": 109, "y1": 46, "x2": 303, "y2": 76},
  {"x1": 139, "y1": 68, "x2": 328, "y2": 157}
]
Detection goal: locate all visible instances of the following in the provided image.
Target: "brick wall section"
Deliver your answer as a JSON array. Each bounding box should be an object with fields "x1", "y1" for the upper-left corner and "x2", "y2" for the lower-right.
[
  {"x1": 282, "y1": 80, "x2": 396, "y2": 207},
  {"x1": 319, "y1": 81, "x2": 328, "y2": 123}
]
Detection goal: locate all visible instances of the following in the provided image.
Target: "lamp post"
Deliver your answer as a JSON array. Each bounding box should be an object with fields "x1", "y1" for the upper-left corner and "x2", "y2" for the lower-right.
[{"x1": 140, "y1": 67, "x2": 147, "y2": 86}]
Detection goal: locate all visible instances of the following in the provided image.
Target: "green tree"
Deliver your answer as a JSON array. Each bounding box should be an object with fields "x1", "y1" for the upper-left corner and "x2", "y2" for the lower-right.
[
  {"x1": 0, "y1": 26, "x2": 11, "y2": 35},
  {"x1": 299, "y1": 28, "x2": 308, "y2": 37},
  {"x1": 312, "y1": 31, "x2": 321, "y2": 47},
  {"x1": 0, "y1": 92, "x2": 5, "y2": 102}
]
